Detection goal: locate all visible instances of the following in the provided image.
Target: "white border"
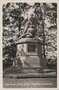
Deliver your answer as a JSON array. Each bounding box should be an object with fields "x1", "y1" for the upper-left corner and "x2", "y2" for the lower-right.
[{"x1": 0, "y1": 0, "x2": 59, "y2": 90}]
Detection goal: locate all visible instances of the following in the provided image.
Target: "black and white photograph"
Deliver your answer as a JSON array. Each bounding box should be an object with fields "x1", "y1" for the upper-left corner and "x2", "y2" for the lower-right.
[{"x1": 2, "y1": 1, "x2": 58, "y2": 88}]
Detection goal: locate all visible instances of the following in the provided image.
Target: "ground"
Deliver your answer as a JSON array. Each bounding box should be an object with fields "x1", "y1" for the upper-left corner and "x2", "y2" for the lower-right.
[
  {"x1": 3, "y1": 77, "x2": 57, "y2": 88},
  {"x1": 3, "y1": 65, "x2": 57, "y2": 88}
]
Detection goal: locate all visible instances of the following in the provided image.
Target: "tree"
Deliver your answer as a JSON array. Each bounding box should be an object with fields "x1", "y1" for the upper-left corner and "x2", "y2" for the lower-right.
[
  {"x1": 3, "y1": 3, "x2": 57, "y2": 68},
  {"x1": 3, "y1": 3, "x2": 31, "y2": 68}
]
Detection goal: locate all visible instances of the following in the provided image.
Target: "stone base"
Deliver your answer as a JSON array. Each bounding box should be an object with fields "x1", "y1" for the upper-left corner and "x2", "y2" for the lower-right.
[
  {"x1": 21, "y1": 66, "x2": 42, "y2": 74},
  {"x1": 3, "y1": 65, "x2": 42, "y2": 75},
  {"x1": 22, "y1": 56, "x2": 40, "y2": 67}
]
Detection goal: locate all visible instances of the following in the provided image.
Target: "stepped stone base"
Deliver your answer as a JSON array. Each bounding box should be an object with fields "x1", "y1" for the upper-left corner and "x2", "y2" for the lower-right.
[{"x1": 4, "y1": 66, "x2": 42, "y2": 73}]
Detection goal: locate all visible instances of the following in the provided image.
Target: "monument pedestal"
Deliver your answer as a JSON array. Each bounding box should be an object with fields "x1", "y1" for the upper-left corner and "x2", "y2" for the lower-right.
[{"x1": 16, "y1": 38, "x2": 43, "y2": 73}]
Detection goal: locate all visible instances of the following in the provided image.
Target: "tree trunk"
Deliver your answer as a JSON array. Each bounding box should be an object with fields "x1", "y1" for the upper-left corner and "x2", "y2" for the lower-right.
[{"x1": 42, "y1": 20, "x2": 46, "y2": 59}]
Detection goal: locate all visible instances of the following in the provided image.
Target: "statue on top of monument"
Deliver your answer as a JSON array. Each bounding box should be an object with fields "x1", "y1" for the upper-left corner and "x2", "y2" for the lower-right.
[{"x1": 19, "y1": 7, "x2": 38, "y2": 39}]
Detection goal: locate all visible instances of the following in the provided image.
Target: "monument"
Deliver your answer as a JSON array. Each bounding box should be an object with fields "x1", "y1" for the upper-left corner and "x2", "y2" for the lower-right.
[
  {"x1": 16, "y1": 38, "x2": 43, "y2": 69},
  {"x1": 16, "y1": 26, "x2": 43, "y2": 73},
  {"x1": 16, "y1": 9, "x2": 43, "y2": 73}
]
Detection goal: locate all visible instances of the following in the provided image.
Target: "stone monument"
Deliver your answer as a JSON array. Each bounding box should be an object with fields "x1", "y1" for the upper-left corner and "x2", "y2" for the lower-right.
[
  {"x1": 16, "y1": 38, "x2": 43, "y2": 70},
  {"x1": 16, "y1": 9, "x2": 43, "y2": 73}
]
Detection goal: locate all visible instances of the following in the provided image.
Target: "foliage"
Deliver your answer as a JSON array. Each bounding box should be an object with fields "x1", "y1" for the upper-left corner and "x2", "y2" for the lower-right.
[{"x1": 3, "y1": 3, "x2": 57, "y2": 67}]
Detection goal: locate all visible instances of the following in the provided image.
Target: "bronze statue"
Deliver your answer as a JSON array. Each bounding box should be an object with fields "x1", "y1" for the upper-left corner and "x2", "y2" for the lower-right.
[{"x1": 19, "y1": 7, "x2": 38, "y2": 39}]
